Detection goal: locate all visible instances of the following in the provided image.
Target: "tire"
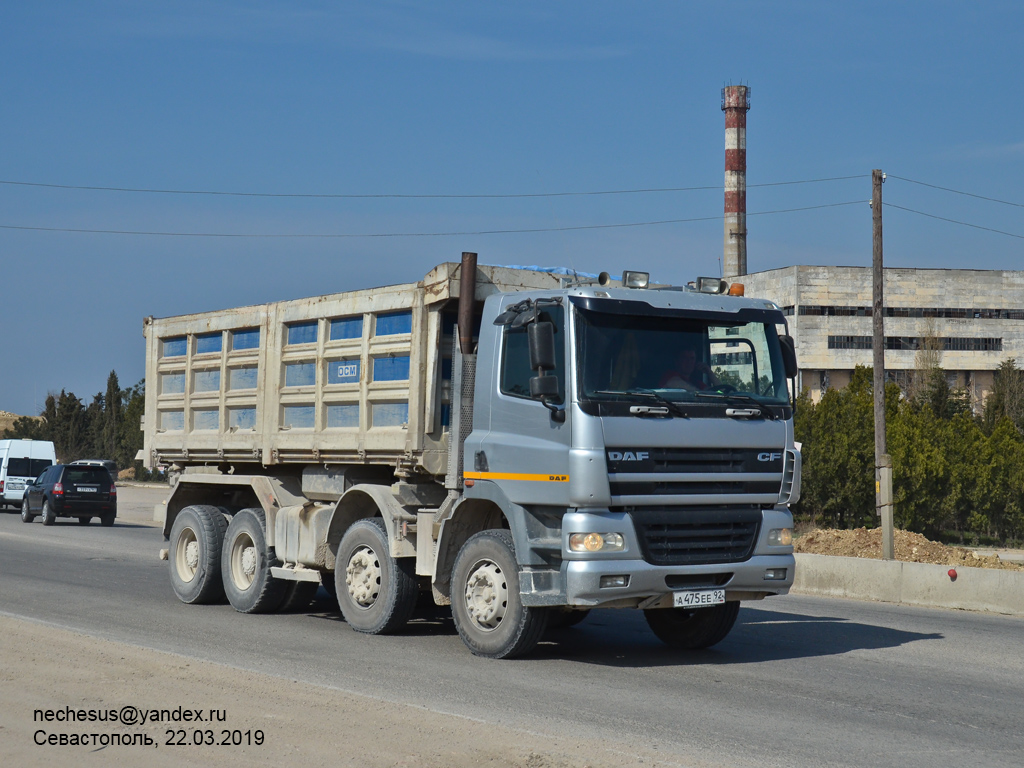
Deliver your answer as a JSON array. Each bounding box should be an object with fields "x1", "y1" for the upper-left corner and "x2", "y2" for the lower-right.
[
  {"x1": 21, "y1": 498, "x2": 35, "y2": 523},
  {"x1": 169, "y1": 504, "x2": 229, "y2": 604},
  {"x1": 221, "y1": 508, "x2": 287, "y2": 614},
  {"x1": 278, "y1": 581, "x2": 319, "y2": 612},
  {"x1": 334, "y1": 518, "x2": 417, "y2": 634},
  {"x1": 78, "y1": 516, "x2": 92, "y2": 525},
  {"x1": 546, "y1": 608, "x2": 591, "y2": 630},
  {"x1": 100, "y1": 513, "x2": 115, "y2": 527},
  {"x1": 450, "y1": 530, "x2": 548, "y2": 659},
  {"x1": 41, "y1": 500, "x2": 56, "y2": 526},
  {"x1": 644, "y1": 601, "x2": 740, "y2": 650}
]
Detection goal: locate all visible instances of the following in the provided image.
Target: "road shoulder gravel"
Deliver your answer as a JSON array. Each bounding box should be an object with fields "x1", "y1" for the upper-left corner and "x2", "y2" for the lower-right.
[{"x1": 0, "y1": 615, "x2": 669, "y2": 768}]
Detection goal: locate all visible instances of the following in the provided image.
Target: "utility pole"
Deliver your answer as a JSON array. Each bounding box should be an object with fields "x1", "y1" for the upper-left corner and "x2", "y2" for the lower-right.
[{"x1": 872, "y1": 169, "x2": 894, "y2": 560}]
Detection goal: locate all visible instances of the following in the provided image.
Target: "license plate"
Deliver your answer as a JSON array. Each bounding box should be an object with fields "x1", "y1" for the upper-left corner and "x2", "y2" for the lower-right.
[
  {"x1": 77, "y1": 487, "x2": 98, "y2": 493},
  {"x1": 673, "y1": 589, "x2": 726, "y2": 608},
  {"x1": 9, "y1": 482, "x2": 24, "y2": 490}
]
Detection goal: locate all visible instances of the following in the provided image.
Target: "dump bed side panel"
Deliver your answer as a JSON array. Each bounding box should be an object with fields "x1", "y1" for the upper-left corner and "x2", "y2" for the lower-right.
[{"x1": 142, "y1": 263, "x2": 561, "y2": 476}]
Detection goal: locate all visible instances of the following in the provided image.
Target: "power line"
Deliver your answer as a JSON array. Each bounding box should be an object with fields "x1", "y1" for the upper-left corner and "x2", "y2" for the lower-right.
[
  {"x1": 0, "y1": 175, "x2": 865, "y2": 200},
  {"x1": 0, "y1": 200, "x2": 864, "y2": 239},
  {"x1": 884, "y1": 202, "x2": 1024, "y2": 240},
  {"x1": 887, "y1": 174, "x2": 1024, "y2": 209}
]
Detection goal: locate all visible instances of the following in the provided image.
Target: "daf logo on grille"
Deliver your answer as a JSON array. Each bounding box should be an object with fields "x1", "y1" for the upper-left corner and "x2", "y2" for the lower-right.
[
  {"x1": 758, "y1": 452, "x2": 783, "y2": 462},
  {"x1": 608, "y1": 451, "x2": 649, "y2": 461}
]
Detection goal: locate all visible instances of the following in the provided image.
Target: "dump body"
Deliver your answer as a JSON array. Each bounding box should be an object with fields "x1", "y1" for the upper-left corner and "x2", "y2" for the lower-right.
[{"x1": 142, "y1": 263, "x2": 560, "y2": 476}]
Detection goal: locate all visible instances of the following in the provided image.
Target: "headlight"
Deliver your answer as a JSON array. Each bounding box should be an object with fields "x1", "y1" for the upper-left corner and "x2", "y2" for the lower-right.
[
  {"x1": 768, "y1": 528, "x2": 793, "y2": 546},
  {"x1": 568, "y1": 532, "x2": 625, "y2": 552}
]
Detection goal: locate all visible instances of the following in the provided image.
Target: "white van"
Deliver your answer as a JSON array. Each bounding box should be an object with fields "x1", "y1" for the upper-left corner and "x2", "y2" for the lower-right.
[{"x1": 0, "y1": 439, "x2": 57, "y2": 509}]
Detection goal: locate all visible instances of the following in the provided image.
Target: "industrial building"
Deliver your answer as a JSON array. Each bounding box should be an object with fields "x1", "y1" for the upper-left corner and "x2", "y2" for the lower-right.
[{"x1": 740, "y1": 266, "x2": 1024, "y2": 404}]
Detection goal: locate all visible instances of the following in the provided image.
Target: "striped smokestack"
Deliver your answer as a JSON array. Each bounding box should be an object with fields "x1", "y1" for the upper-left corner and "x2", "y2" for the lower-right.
[{"x1": 722, "y1": 85, "x2": 750, "y2": 278}]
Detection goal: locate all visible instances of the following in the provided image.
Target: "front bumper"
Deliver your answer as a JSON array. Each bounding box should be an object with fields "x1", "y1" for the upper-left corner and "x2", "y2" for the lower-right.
[
  {"x1": 564, "y1": 554, "x2": 795, "y2": 607},
  {"x1": 554, "y1": 507, "x2": 795, "y2": 607}
]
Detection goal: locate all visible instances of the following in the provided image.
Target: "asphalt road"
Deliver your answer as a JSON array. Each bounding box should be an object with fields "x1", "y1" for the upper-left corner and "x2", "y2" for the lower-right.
[{"x1": 1, "y1": 486, "x2": 1021, "y2": 767}]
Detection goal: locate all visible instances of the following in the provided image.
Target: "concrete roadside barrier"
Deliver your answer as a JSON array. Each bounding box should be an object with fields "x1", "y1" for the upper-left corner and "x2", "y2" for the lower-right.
[{"x1": 793, "y1": 553, "x2": 1024, "y2": 617}]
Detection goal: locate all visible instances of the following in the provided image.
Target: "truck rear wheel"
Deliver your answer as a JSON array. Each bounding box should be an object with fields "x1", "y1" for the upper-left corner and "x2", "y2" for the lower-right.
[
  {"x1": 644, "y1": 601, "x2": 740, "y2": 650},
  {"x1": 41, "y1": 500, "x2": 56, "y2": 526},
  {"x1": 222, "y1": 508, "x2": 287, "y2": 614},
  {"x1": 169, "y1": 504, "x2": 228, "y2": 604},
  {"x1": 334, "y1": 518, "x2": 417, "y2": 634},
  {"x1": 450, "y1": 530, "x2": 548, "y2": 659}
]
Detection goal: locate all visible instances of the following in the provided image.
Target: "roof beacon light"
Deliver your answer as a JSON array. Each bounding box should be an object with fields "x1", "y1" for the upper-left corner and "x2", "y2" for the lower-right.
[
  {"x1": 621, "y1": 270, "x2": 650, "y2": 289},
  {"x1": 696, "y1": 277, "x2": 728, "y2": 294},
  {"x1": 728, "y1": 282, "x2": 745, "y2": 296}
]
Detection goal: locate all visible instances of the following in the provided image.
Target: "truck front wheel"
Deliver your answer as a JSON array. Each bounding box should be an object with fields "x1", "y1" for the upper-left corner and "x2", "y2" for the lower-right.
[
  {"x1": 451, "y1": 530, "x2": 548, "y2": 659},
  {"x1": 222, "y1": 508, "x2": 287, "y2": 614},
  {"x1": 335, "y1": 518, "x2": 417, "y2": 634},
  {"x1": 644, "y1": 601, "x2": 740, "y2": 650},
  {"x1": 169, "y1": 505, "x2": 228, "y2": 604}
]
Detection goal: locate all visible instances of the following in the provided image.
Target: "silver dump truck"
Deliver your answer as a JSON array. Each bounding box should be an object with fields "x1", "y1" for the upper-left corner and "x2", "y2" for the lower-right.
[{"x1": 144, "y1": 254, "x2": 800, "y2": 658}]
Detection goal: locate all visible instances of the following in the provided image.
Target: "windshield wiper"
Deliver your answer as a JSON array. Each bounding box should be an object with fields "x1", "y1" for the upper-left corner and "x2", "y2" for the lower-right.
[
  {"x1": 694, "y1": 390, "x2": 783, "y2": 419},
  {"x1": 594, "y1": 389, "x2": 689, "y2": 418}
]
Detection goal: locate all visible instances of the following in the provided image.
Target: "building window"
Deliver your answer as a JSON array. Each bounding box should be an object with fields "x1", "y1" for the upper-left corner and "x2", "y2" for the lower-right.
[
  {"x1": 827, "y1": 335, "x2": 1003, "y2": 352},
  {"x1": 802, "y1": 304, "x2": 1024, "y2": 320}
]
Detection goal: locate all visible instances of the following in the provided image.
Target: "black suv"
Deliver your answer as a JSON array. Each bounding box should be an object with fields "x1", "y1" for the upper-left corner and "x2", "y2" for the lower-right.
[{"x1": 21, "y1": 464, "x2": 117, "y2": 526}]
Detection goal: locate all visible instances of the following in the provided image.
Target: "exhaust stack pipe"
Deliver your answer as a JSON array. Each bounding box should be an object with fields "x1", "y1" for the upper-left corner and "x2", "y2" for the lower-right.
[{"x1": 458, "y1": 251, "x2": 478, "y2": 354}]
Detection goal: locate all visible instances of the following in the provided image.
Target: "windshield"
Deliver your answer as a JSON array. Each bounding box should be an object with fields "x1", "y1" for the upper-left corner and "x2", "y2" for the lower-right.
[{"x1": 576, "y1": 305, "x2": 790, "y2": 405}]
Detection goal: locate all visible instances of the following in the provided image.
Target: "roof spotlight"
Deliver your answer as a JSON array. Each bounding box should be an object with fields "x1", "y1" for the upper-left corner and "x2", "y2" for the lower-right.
[{"x1": 621, "y1": 271, "x2": 650, "y2": 289}]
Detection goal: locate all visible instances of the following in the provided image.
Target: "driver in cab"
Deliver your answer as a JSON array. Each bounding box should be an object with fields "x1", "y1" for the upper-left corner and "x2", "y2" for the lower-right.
[{"x1": 659, "y1": 347, "x2": 720, "y2": 390}]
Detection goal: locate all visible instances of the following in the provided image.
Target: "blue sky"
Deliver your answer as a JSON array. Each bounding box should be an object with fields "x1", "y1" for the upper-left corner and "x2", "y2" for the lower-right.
[{"x1": 1, "y1": 1, "x2": 1021, "y2": 416}]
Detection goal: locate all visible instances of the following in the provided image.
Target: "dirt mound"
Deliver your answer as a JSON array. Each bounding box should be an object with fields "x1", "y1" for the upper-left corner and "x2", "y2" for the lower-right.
[{"x1": 795, "y1": 527, "x2": 1024, "y2": 571}]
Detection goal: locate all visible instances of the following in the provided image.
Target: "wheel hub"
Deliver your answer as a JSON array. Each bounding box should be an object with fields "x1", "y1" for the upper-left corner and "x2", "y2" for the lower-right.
[
  {"x1": 240, "y1": 546, "x2": 257, "y2": 578},
  {"x1": 465, "y1": 561, "x2": 507, "y2": 630},
  {"x1": 185, "y1": 540, "x2": 199, "y2": 570},
  {"x1": 345, "y1": 546, "x2": 381, "y2": 607}
]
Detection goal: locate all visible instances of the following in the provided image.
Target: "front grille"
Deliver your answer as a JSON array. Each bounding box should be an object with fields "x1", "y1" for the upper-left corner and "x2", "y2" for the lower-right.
[
  {"x1": 629, "y1": 506, "x2": 761, "y2": 566},
  {"x1": 606, "y1": 447, "x2": 773, "y2": 474},
  {"x1": 610, "y1": 480, "x2": 781, "y2": 496}
]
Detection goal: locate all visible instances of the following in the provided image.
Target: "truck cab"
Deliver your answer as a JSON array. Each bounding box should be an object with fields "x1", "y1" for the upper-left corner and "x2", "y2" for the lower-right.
[{"x1": 449, "y1": 273, "x2": 798, "y2": 652}]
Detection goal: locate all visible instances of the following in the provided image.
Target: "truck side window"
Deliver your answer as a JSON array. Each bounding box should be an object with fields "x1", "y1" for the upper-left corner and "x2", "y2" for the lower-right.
[{"x1": 500, "y1": 307, "x2": 564, "y2": 403}]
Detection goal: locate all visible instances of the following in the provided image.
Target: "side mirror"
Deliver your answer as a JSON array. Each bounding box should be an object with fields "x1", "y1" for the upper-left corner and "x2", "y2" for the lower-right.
[
  {"x1": 779, "y1": 335, "x2": 798, "y2": 379},
  {"x1": 530, "y1": 375, "x2": 559, "y2": 399},
  {"x1": 528, "y1": 321, "x2": 556, "y2": 372},
  {"x1": 527, "y1": 321, "x2": 564, "y2": 422}
]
